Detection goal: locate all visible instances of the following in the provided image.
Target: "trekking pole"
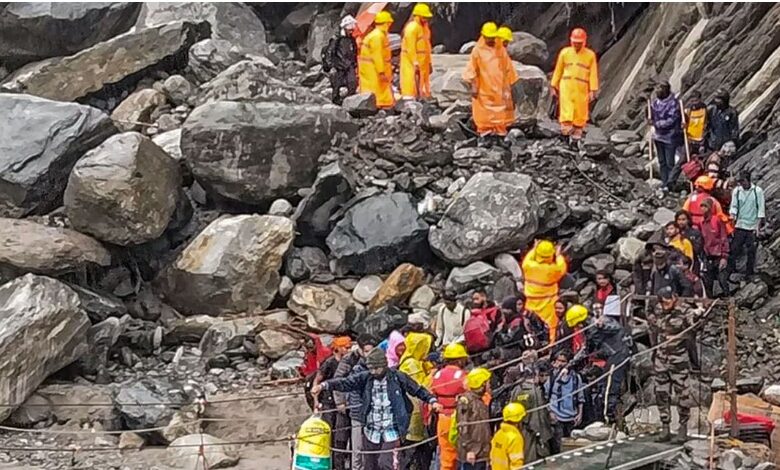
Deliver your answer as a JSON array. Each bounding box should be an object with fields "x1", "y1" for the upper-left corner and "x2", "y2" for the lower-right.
[{"x1": 647, "y1": 100, "x2": 654, "y2": 180}]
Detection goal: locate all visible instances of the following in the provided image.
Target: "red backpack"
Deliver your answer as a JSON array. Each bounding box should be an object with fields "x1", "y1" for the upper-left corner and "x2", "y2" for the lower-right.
[{"x1": 464, "y1": 313, "x2": 491, "y2": 353}]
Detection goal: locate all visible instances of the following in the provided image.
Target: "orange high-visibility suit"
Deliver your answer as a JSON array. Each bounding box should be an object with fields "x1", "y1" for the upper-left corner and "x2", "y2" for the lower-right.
[
  {"x1": 551, "y1": 46, "x2": 599, "y2": 133},
  {"x1": 462, "y1": 38, "x2": 518, "y2": 136},
  {"x1": 683, "y1": 191, "x2": 734, "y2": 234},
  {"x1": 359, "y1": 25, "x2": 394, "y2": 108},
  {"x1": 496, "y1": 41, "x2": 517, "y2": 128},
  {"x1": 521, "y1": 246, "x2": 568, "y2": 340},
  {"x1": 432, "y1": 365, "x2": 466, "y2": 470},
  {"x1": 400, "y1": 18, "x2": 432, "y2": 98}
]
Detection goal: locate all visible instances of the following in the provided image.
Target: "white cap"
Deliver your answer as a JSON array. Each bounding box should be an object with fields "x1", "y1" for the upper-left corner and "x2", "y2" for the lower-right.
[{"x1": 341, "y1": 15, "x2": 357, "y2": 29}]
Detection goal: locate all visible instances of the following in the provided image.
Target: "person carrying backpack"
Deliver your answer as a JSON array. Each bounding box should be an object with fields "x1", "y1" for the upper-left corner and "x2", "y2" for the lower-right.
[
  {"x1": 728, "y1": 171, "x2": 765, "y2": 279},
  {"x1": 322, "y1": 15, "x2": 359, "y2": 105},
  {"x1": 464, "y1": 289, "x2": 500, "y2": 354}
]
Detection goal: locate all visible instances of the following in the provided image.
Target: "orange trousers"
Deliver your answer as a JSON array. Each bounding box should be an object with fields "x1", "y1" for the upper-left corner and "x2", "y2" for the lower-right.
[{"x1": 437, "y1": 414, "x2": 457, "y2": 470}]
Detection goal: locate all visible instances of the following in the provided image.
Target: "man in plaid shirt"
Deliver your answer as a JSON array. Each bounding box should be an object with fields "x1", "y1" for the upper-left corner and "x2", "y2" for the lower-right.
[{"x1": 314, "y1": 347, "x2": 441, "y2": 469}]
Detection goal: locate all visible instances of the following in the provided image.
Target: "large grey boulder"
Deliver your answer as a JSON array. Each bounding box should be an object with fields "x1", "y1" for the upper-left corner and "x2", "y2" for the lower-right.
[
  {"x1": 160, "y1": 215, "x2": 294, "y2": 316},
  {"x1": 0, "y1": 3, "x2": 141, "y2": 69},
  {"x1": 136, "y1": 2, "x2": 267, "y2": 56},
  {"x1": 188, "y1": 38, "x2": 247, "y2": 83},
  {"x1": 288, "y1": 284, "x2": 363, "y2": 333},
  {"x1": 507, "y1": 32, "x2": 549, "y2": 67},
  {"x1": 0, "y1": 274, "x2": 90, "y2": 421},
  {"x1": 2, "y1": 21, "x2": 209, "y2": 102},
  {"x1": 565, "y1": 221, "x2": 612, "y2": 261},
  {"x1": 197, "y1": 59, "x2": 327, "y2": 105},
  {"x1": 64, "y1": 132, "x2": 181, "y2": 246},
  {"x1": 0, "y1": 93, "x2": 116, "y2": 217},
  {"x1": 293, "y1": 161, "x2": 357, "y2": 246},
  {"x1": 0, "y1": 218, "x2": 110, "y2": 276},
  {"x1": 429, "y1": 172, "x2": 541, "y2": 265},
  {"x1": 445, "y1": 262, "x2": 500, "y2": 294},
  {"x1": 327, "y1": 193, "x2": 431, "y2": 275},
  {"x1": 305, "y1": 8, "x2": 340, "y2": 66},
  {"x1": 182, "y1": 101, "x2": 355, "y2": 205},
  {"x1": 114, "y1": 378, "x2": 182, "y2": 433}
]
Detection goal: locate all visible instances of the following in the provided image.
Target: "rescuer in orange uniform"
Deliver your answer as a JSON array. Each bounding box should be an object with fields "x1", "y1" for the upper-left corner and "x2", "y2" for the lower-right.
[
  {"x1": 521, "y1": 240, "x2": 568, "y2": 341},
  {"x1": 463, "y1": 22, "x2": 519, "y2": 147},
  {"x1": 431, "y1": 343, "x2": 468, "y2": 470},
  {"x1": 496, "y1": 26, "x2": 517, "y2": 129},
  {"x1": 400, "y1": 3, "x2": 433, "y2": 100},
  {"x1": 551, "y1": 27, "x2": 599, "y2": 146},
  {"x1": 359, "y1": 11, "x2": 395, "y2": 109},
  {"x1": 683, "y1": 175, "x2": 733, "y2": 233}
]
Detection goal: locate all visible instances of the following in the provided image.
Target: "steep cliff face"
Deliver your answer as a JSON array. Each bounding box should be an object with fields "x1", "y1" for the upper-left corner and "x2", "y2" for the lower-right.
[{"x1": 593, "y1": 2, "x2": 780, "y2": 147}]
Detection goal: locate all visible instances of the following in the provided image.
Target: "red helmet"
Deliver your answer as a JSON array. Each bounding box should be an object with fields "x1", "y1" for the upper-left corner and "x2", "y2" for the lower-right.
[{"x1": 570, "y1": 27, "x2": 587, "y2": 44}]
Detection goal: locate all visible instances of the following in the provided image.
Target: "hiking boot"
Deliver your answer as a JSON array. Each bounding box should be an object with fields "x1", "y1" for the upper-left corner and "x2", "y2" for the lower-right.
[
  {"x1": 671, "y1": 424, "x2": 689, "y2": 444},
  {"x1": 656, "y1": 424, "x2": 671, "y2": 442},
  {"x1": 568, "y1": 137, "x2": 580, "y2": 150},
  {"x1": 477, "y1": 135, "x2": 491, "y2": 148}
]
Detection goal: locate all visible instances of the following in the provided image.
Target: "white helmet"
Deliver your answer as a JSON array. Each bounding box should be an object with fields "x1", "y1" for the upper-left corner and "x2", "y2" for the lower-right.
[{"x1": 340, "y1": 15, "x2": 357, "y2": 29}]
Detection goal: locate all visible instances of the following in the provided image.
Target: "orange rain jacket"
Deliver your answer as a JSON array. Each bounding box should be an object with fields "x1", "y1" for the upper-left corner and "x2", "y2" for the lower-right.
[
  {"x1": 359, "y1": 24, "x2": 395, "y2": 108},
  {"x1": 496, "y1": 41, "x2": 517, "y2": 127},
  {"x1": 521, "y1": 246, "x2": 568, "y2": 340},
  {"x1": 462, "y1": 37, "x2": 518, "y2": 135},
  {"x1": 551, "y1": 45, "x2": 599, "y2": 128},
  {"x1": 400, "y1": 18, "x2": 432, "y2": 98}
]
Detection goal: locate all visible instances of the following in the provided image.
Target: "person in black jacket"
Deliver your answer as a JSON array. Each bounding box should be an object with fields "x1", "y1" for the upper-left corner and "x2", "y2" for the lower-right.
[
  {"x1": 313, "y1": 348, "x2": 441, "y2": 470},
  {"x1": 706, "y1": 88, "x2": 739, "y2": 152},
  {"x1": 567, "y1": 308, "x2": 631, "y2": 423},
  {"x1": 322, "y1": 15, "x2": 359, "y2": 105}
]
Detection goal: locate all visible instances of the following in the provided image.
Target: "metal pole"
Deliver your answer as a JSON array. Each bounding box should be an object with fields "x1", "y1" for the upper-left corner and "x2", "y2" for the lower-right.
[{"x1": 727, "y1": 300, "x2": 739, "y2": 438}]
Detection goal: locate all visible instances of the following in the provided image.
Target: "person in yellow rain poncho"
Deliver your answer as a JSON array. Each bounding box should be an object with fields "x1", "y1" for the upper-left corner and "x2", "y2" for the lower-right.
[
  {"x1": 551, "y1": 27, "x2": 599, "y2": 145},
  {"x1": 398, "y1": 332, "x2": 434, "y2": 469},
  {"x1": 400, "y1": 3, "x2": 433, "y2": 99},
  {"x1": 491, "y1": 402, "x2": 526, "y2": 470},
  {"x1": 496, "y1": 26, "x2": 517, "y2": 130},
  {"x1": 463, "y1": 22, "x2": 519, "y2": 147},
  {"x1": 521, "y1": 240, "x2": 568, "y2": 341},
  {"x1": 359, "y1": 11, "x2": 395, "y2": 109}
]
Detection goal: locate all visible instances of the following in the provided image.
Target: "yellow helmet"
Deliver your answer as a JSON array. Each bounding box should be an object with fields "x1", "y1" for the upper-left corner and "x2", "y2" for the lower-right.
[
  {"x1": 497, "y1": 26, "x2": 513, "y2": 42},
  {"x1": 465, "y1": 368, "x2": 492, "y2": 390},
  {"x1": 536, "y1": 240, "x2": 555, "y2": 259},
  {"x1": 443, "y1": 342, "x2": 468, "y2": 360},
  {"x1": 481, "y1": 22, "x2": 498, "y2": 38},
  {"x1": 375, "y1": 11, "x2": 394, "y2": 24},
  {"x1": 412, "y1": 3, "x2": 433, "y2": 18},
  {"x1": 566, "y1": 304, "x2": 589, "y2": 328},
  {"x1": 503, "y1": 402, "x2": 527, "y2": 423}
]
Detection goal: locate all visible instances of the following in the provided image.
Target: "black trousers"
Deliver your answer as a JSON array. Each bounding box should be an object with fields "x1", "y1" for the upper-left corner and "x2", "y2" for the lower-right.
[
  {"x1": 323, "y1": 411, "x2": 350, "y2": 469},
  {"x1": 703, "y1": 255, "x2": 730, "y2": 297},
  {"x1": 655, "y1": 140, "x2": 678, "y2": 188},
  {"x1": 330, "y1": 67, "x2": 358, "y2": 104},
  {"x1": 362, "y1": 437, "x2": 399, "y2": 470},
  {"x1": 728, "y1": 228, "x2": 758, "y2": 276}
]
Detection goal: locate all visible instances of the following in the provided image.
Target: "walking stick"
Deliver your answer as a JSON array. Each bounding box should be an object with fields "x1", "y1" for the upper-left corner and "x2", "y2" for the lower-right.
[
  {"x1": 679, "y1": 98, "x2": 694, "y2": 192},
  {"x1": 646, "y1": 100, "x2": 654, "y2": 180}
]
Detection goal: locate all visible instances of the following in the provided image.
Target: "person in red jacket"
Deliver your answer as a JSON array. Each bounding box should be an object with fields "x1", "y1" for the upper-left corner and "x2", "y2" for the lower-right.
[
  {"x1": 471, "y1": 288, "x2": 501, "y2": 329},
  {"x1": 432, "y1": 343, "x2": 469, "y2": 470},
  {"x1": 699, "y1": 198, "x2": 731, "y2": 297}
]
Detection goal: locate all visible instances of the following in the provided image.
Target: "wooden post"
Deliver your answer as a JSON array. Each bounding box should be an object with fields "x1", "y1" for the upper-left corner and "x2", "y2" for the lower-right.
[{"x1": 727, "y1": 300, "x2": 739, "y2": 438}]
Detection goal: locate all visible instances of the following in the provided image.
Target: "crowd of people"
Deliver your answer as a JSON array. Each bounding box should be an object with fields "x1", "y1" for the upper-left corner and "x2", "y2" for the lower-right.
[{"x1": 322, "y1": 4, "x2": 599, "y2": 148}]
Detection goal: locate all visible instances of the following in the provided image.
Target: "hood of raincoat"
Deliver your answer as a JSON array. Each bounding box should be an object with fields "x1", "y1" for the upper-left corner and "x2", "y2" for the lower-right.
[
  {"x1": 400, "y1": 332, "x2": 432, "y2": 363},
  {"x1": 386, "y1": 330, "x2": 405, "y2": 367}
]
